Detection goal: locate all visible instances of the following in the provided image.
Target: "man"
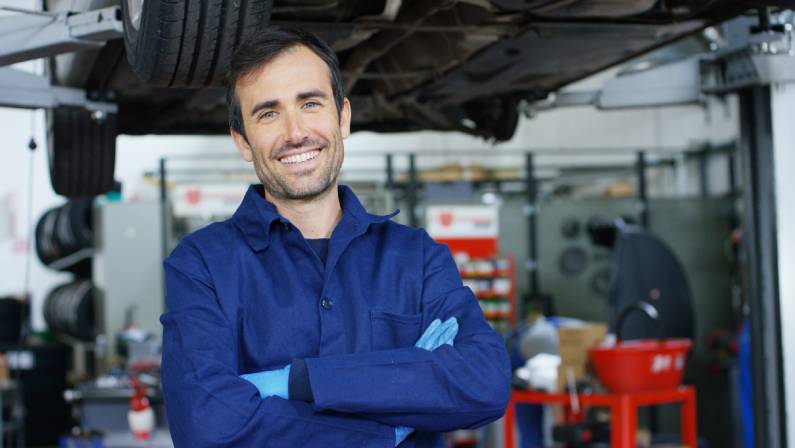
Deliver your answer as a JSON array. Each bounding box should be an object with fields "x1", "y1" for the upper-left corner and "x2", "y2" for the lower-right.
[{"x1": 160, "y1": 26, "x2": 510, "y2": 447}]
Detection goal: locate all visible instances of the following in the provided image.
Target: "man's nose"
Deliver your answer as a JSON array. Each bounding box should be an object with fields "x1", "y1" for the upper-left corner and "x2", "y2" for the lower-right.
[{"x1": 283, "y1": 111, "x2": 309, "y2": 144}]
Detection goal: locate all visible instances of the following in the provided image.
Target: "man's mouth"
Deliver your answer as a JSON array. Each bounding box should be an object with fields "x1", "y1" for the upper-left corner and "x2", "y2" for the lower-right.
[{"x1": 279, "y1": 149, "x2": 321, "y2": 165}]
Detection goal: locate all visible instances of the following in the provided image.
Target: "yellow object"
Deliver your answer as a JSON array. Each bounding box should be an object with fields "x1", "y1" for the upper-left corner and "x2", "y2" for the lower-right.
[{"x1": 0, "y1": 354, "x2": 8, "y2": 385}]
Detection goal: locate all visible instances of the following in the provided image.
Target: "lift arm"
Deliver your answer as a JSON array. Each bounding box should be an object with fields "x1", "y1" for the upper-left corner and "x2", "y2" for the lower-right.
[
  {"x1": 0, "y1": 67, "x2": 117, "y2": 113},
  {"x1": 0, "y1": 6, "x2": 123, "y2": 68},
  {"x1": 0, "y1": 6, "x2": 122, "y2": 112}
]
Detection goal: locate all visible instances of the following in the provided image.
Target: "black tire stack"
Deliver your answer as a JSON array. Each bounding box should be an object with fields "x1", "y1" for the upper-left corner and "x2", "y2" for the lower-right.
[
  {"x1": 43, "y1": 280, "x2": 97, "y2": 343},
  {"x1": 35, "y1": 197, "x2": 94, "y2": 276},
  {"x1": 35, "y1": 198, "x2": 99, "y2": 342}
]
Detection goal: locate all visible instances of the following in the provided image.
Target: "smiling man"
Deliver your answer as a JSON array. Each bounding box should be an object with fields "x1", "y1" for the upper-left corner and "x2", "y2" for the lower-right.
[{"x1": 160, "y1": 26, "x2": 510, "y2": 447}]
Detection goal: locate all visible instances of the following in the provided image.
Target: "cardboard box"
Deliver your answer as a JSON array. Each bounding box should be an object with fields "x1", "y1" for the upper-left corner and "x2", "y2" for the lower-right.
[
  {"x1": 557, "y1": 323, "x2": 608, "y2": 391},
  {"x1": 0, "y1": 353, "x2": 8, "y2": 384}
]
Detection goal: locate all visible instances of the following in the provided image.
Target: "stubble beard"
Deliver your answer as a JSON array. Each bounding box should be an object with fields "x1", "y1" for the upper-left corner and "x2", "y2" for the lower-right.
[{"x1": 254, "y1": 136, "x2": 344, "y2": 202}]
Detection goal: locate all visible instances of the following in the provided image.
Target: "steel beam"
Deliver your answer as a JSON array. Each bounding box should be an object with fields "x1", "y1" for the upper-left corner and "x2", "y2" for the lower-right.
[
  {"x1": 636, "y1": 151, "x2": 649, "y2": 228},
  {"x1": 738, "y1": 85, "x2": 787, "y2": 448},
  {"x1": 0, "y1": 67, "x2": 116, "y2": 112},
  {"x1": 407, "y1": 154, "x2": 418, "y2": 228},
  {"x1": 770, "y1": 81, "x2": 795, "y2": 448},
  {"x1": 0, "y1": 6, "x2": 122, "y2": 67},
  {"x1": 525, "y1": 153, "x2": 538, "y2": 298}
]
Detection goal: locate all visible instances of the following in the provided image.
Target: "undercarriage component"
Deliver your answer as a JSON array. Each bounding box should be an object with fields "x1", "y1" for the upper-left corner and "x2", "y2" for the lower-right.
[{"x1": 490, "y1": 0, "x2": 658, "y2": 17}]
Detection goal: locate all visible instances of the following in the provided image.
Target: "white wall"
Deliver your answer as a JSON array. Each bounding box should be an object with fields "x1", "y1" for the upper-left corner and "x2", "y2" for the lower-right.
[
  {"x1": 0, "y1": 106, "x2": 72, "y2": 330},
  {"x1": 771, "y1": 81, "x2": 795, "y2": 448},
  {"x1": 3, "y1": 98, "x2": 735, "y2": 332}
]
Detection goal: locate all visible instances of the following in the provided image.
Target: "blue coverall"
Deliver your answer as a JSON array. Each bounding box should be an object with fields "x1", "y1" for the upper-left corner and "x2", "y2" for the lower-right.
[{"x1": 161, "y1": 185, "x2": 511, "y2": 447}]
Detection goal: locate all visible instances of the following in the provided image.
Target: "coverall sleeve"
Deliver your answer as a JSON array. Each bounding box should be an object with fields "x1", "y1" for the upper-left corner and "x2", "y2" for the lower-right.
[
  {"x1": 161, "y1": 247, "x2": 394, "y2": 447},
  {"x1": 303, "y1": 231, "x2": 511, "y2": 432}
]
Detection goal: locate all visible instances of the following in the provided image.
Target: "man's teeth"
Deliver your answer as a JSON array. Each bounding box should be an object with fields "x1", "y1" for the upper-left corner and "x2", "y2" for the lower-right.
[{"x1": 281, "y1": 150, "x2": 320, "y2": 165}]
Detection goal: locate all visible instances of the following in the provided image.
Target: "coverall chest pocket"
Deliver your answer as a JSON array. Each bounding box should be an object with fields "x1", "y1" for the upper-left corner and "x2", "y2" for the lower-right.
[{"x1": 370, "y1": 310, "x2": 422, "y2": 351}]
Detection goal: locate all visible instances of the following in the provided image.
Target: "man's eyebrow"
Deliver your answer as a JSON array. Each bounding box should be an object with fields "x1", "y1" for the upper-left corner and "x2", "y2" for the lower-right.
[
  {"x1": 297, "y1": 90, "x2": 327, "y2": 101},
  {"x1": 249, "y1": 90, "x2": 327, "y2": 117},
  {"x1": 250, "y1": 99, "x2": 279, "y2": 117}
]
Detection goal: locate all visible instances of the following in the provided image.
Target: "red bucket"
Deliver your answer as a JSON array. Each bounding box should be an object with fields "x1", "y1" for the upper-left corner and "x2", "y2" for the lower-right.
[
  {"x1": 589, "y1": 302, "x2": 692, "y2": 393},
  {"x1": 589, "y1": 338, "x2": 692, "y2": 393}
]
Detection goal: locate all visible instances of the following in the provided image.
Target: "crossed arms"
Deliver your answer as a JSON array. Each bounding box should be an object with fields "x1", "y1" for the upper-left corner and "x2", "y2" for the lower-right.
[{"x1": 160, "y1": 234, "x2": 510, "y2": 447}]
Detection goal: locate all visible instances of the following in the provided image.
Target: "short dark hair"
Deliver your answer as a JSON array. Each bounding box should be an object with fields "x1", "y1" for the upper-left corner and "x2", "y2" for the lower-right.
[{"x1": 226, "y1": 26, "x2": 345, "y2": 139}]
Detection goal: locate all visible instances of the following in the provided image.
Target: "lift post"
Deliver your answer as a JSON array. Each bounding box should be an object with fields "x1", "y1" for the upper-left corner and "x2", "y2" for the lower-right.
[{"x1": 529, "y1": 12, "x2": 795, "y2": 448}]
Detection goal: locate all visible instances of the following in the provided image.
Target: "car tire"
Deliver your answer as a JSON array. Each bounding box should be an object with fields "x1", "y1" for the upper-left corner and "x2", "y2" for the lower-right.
[
  {"x1": 122, "y1": 0, "x2": 273, "y2": 87},
  {"x1": 35, "y1": 198, "x2": 95, "y2": 276},
  {"x1": 43, "y1": 280, "x2": 97, "y2": 342},
  {"x1": 47, "y1": 107, "x2": 117, "y2": 197}
]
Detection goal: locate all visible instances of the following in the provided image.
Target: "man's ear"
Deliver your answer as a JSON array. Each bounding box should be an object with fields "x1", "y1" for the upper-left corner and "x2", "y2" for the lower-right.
[
  {"x1": 231, "y1": 128, "x2": 254, "y2": 162},
  {"x1": 340, "y1": 97, "x2": 352, "y2": 139}
]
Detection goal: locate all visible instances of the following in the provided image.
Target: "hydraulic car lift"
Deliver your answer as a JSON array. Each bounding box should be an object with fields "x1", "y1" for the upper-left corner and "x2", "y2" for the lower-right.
[
  {"x1": 0, "y1": 5, "x2": 793, "y2": 447},
  {"x1": 527, "y1": 11, "x2": 795, "y2": 448},
  {"x1": 0, "y1": 6, "x2": 121, "y2": 112}
]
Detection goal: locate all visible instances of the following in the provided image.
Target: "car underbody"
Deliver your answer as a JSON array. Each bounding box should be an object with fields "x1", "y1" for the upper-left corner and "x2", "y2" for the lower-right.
[{"x1": 46, "y1": 0, "x2": 774, "y2": 141}]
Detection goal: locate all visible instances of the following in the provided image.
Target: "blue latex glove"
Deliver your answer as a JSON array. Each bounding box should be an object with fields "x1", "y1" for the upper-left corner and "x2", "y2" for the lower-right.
[
  {"x1": 415, "y1": 317, "x2": 458, "y2": 351},
  {"x1": 395, "y1": 317, "x2": 459, "y2": 446},
  {"x1": 240, "y1": 364, "x2": 291, "y2": 399},
  {"x1": 395, "y1": 426, "x2": 414, "y2": 446}
]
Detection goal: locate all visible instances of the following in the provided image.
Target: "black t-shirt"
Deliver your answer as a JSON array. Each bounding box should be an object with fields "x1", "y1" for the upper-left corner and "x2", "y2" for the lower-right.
[{"x1": 306, "y1": 238, "x2": 330, "y2": 265}]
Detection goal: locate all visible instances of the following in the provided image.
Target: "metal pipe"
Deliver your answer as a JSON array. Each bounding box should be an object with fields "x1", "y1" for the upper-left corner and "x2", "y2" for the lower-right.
[
  {"x1": 698, "y1": 147, "x2": 709, "y2": 197},
  {"x1": 159, "y1": 158, "x2": 169, "y2": 309},
  {"x1": 385, "y1": 153, "x2": 394, "y2": 190},
  {"x1": 636, "y1": 151, "x2": 649, "y2": 228},
  {"x1": 728, "y1": 150, "x2": 737, "y2": 198},
  {"x1": 526, "y1": 153, "x2": 539, "y2": 297},
  {"x1": 407, "y1": 153, "x2": 418, "y2": 228}
]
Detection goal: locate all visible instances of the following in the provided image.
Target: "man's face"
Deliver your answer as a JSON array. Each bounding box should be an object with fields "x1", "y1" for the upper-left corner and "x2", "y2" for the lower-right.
[{"x1": 231, "y1": 45, "x2": 351, "y2": 202}]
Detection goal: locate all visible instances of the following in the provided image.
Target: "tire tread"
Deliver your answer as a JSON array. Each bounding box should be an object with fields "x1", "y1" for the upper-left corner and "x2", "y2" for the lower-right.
[
  {"x1": 48, "y1": 107, "x2": 116, "y2": 197},
  {"x1": 124, "y1": 0, "x2": 272, "y2": 87}
]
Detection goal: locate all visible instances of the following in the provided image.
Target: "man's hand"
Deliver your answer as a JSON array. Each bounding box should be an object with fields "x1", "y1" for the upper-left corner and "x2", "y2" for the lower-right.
[
  {"x1": 240, "y1": 364, "x2": 291, "y2": 399},
  {"x1": 395, "y1": 317, "x2": 459, "y2": 446}
]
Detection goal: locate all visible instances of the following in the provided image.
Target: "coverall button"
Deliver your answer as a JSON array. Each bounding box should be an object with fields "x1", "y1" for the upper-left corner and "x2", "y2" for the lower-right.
[{"x1": 320, "y1": 297, "x2": 334, "y2": 310}]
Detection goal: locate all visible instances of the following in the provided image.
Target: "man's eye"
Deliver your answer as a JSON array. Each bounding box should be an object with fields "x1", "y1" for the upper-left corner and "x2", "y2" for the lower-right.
[
  {"x1": 304, "y1": 101, "x2": 320, "y2": 109},
  {"x1": 259, "y1": 111, "x2": 276, "y2": 120}
]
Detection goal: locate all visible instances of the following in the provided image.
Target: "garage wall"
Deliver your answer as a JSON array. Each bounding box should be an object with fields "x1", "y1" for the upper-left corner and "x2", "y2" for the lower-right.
[
  {"x1": 0, "y1": 0, "x2": 738, "y2": 334},
  {"x1": 0, "y1": 98, "x2": 74, "y2": 331},
  {"x1": 771, "y1": 81, "x2": 795, "y2": 447},
  {"x1": 0, "y1": 98, "x2": 738, "y2": 333}
]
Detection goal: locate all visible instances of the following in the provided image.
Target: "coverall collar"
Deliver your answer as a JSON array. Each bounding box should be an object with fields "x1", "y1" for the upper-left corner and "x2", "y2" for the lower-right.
[{"x1": 232, "y1": 184, "x2": 398, "y2": 252}]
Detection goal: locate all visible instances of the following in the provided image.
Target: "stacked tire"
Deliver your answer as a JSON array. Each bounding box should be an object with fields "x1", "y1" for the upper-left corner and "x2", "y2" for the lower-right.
[
  {"x1": 35, "y1": 197, "x2": 94, "y2": 276},
  {"x1": 35, "y1": 198, "x2": 100, "y2": 342},
  {"x1": 43, "y1": 280, "x2": 97, "y2": 342}
]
